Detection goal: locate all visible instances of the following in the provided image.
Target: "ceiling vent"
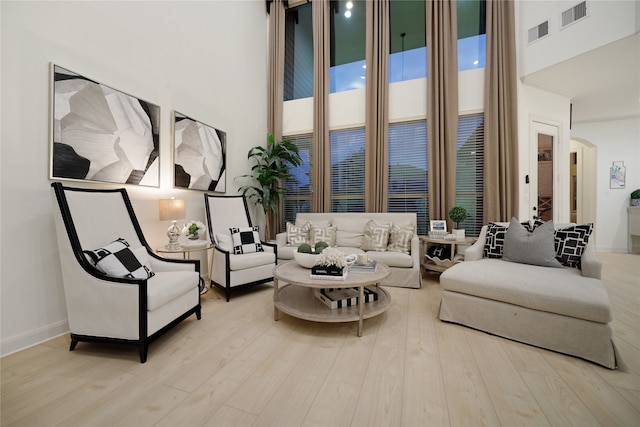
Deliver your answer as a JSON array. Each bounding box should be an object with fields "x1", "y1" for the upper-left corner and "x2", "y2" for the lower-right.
[
  {"x1": 528, "y1": 21, "x2": 549, "y2": 45},
  {"x1": 561, "y1": 1, "x2": 588, "y2": 28}
]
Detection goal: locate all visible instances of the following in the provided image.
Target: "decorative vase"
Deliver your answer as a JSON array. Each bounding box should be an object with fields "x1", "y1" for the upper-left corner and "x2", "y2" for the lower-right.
[
  {"x1": 188, "y1": 234, "x2": 200, "y2": 240},
  {"x1": 452, "y1": 229, "x2": 465, "y2": 241}
]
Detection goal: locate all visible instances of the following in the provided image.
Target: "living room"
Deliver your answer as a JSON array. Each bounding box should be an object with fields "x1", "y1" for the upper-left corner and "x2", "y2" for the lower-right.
[{"x1": 1, "y1": 1, "x2": 639, "y2": 425}]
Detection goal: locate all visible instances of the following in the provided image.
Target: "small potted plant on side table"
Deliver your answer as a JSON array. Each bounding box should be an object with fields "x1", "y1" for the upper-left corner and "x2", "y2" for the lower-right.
[
  {"x1": 448, "y1": 206, "x2": 468, "y2": 241},
  {"x1": 631, "y1": 189, "x2": 640, "y2": 206}
]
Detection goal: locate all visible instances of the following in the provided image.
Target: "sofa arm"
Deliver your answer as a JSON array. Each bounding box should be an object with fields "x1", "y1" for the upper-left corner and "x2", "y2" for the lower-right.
[
  {"x1": 465, "y1": 225, "x2": 488, "y2": 261},
  {"x1": 275, "y1": 232, "x2": 287, "y2": 247},
  {"x1": 580, "y1": 240, "x2": 602, "y2": 279},
  {"x1": 410, "y1": 236, "x2": 420, "y2": 266}
]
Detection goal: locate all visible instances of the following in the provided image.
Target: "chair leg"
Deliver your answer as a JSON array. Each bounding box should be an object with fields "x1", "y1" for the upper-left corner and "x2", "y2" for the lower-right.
[
  {"x1": 226, "y1": 289, "x2": 231, "y2": 302},
  {"x1": 139, "y1": 345, "x2": 148, "y2": 363},
  {"x1": 196, "y1": 306, "x2": 202, "y2": 320},
  {"x1": 69, "y1": 338, "x2": 78, "y2": 351}
]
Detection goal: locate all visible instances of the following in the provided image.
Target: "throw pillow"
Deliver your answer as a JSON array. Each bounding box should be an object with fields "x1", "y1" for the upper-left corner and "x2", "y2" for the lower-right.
[
  {"x1": 286, "y1": 221, "x2": 311, "y2": 246},
  {"x1": 215, "y1": 232, "x2": 234, "y2": 252},
  {"x1": 309, "y1": 225, "x2": 337, "y2": 247},
  {"x1": 84, "y1": 238, "x2": 154, "y2": 280},
  {"x1": 483, "y1": 219, "x2": 543, "y2": 258},
  {"x1": 502, "y1": 218, "x2": 562, "y2": 268},
  {"x1": 387, "y1": 223, "x2": 414, "y2": 254},
  {"x1": 230, "y1": 226, "x2": 263, "y2": 254},
  {"x1": 555, "y1": 223, "x2": 593, "y2": 269},
  {"x1": 361, "y1": 220, "x2": 391, "y2": 252}
]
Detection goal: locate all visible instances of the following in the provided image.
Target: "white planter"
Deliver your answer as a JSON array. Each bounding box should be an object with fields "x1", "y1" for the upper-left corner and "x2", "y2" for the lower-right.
[{"x1": 452, "y1": 229, "x2": 465, "y2": 241}]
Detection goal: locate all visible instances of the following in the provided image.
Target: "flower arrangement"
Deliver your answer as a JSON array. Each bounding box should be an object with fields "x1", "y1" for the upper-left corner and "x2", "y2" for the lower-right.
[
  {"x1": 182, "y1": 220, "x2": 206, "y2": 240},
  {"x1": 315, "y1": 247, "x2": 347, "y2": 268}
]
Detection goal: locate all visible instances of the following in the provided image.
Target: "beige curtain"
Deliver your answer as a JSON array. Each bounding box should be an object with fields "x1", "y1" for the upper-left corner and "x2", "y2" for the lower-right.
[
  {"x1": 312, "y1": 0, "x2": 332, "y2": 212},
  {"x1": 427, "y1": 0, "x2": 458, "y2": 229},
  {"x1": 365, "y1": 0, "x2": 390, "y2": 213},
  {"x1": 267, "y1": 0, "x2": 286, "y2": 236},
  {"x1": 483, "y1": 0, "x2": 519, "y2": 222}
]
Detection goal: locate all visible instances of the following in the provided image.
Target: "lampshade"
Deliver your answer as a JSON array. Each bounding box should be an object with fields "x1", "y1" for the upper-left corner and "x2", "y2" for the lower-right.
[{"x1": 158, "y1": 199, "x2": 186, "y2": 221}]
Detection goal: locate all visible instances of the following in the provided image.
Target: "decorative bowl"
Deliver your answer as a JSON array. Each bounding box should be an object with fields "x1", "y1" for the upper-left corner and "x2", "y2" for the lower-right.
[{"x1": 294, "y1": 251, "x2": 320, "y2": 268}]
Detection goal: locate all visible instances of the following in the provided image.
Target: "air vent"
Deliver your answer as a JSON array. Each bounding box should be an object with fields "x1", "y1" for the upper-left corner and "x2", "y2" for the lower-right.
[
  {"x1": 528, "y1": 21, "x2": 549, "y2": 44},
  {"x1": 562, "y1": 1, "x2": 588, "y2": 28}
]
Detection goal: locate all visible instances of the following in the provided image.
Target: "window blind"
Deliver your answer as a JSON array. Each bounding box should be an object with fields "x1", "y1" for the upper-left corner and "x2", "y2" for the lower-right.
[
  {"x1": 283, "y1": 133, "x2": 313, "y2": 228},
  {"x1": 330, "y1": 128, "x2": 365, "y2": 212},
  {"x1": 388, "y1": 120, "x2": 429, "y2": 234},
  {"x1": 456, "y1": 113, "x2": 484, "y2": 236}
]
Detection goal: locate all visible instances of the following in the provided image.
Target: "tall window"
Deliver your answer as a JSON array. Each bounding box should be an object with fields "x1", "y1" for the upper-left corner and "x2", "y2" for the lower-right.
[
  {"x1": 456, "y1": 113, "x2": 484, "y2": 236},
  {"x1": 389, "y1": 0, "x2": 426, "y2": 83},
  {"x1": 458, "y1": 0, "x2": 486, "y2": 71},
  {"x1": 283, "y1": 133, "x2": 313, "y2": 227},
  {"x1": 284, "y1": 2, "x2": 313, "y2": 101},
  {"x1": 330, "y1": 0, "x2": 366, "y2": 93},
  {"x1": 331, "y1": 128, "x2": 365, "y2": 212},
  {"x1": 388, "y1": 120, "x2": 429, "y2": 234}
]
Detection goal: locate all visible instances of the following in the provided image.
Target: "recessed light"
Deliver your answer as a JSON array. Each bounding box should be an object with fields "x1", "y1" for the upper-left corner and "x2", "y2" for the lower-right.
[
  {"x1": 473, "y1": 60, "x2": 479, "y2": 65},
  {"x1": 344, "y1": 10, "x2": 351, "y2": 18},
  {"x1": 346, "y1": 1, "x2": 353, "y2": 9}
]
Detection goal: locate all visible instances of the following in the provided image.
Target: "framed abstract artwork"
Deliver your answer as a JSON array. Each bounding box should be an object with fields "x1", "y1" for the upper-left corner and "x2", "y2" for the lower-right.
[
  {"x1": 173, "y1": 112, "x2": 226, "y2": 192},
  {"x1": 50, "y1": 64, "x2": 160, "y2": 187}
]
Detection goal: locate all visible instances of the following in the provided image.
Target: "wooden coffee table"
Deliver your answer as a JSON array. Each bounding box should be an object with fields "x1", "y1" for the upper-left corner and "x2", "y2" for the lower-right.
[{"x1": 273, "y1": 261, "x2": 391, "y2": 337}]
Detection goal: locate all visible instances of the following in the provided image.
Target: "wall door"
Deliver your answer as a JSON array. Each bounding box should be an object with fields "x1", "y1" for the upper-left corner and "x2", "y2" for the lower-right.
[{"x1": 530, "y1": 121, "x2": 560, "y2": 221}]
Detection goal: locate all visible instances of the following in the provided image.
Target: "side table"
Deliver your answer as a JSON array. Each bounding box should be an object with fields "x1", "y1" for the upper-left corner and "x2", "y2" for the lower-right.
[
  {"x1": 156, "y1": 242, "x2": 214, "y2": 293},
  {"x1": 420, "y1": 236, "x2": 476, "y2": 273}
]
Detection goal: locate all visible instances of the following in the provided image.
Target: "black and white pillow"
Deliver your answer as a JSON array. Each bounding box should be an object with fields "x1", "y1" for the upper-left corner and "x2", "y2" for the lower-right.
[
  {"x1": 230, "y1": 226, "x2": 263, "y2": 254},
  {"x1": 554, "y1": 223, "x2": 593, "y2": 268},
  {"x1": 84, "y1": 238, "x2": 154, "y2": 280},
  {"x1": 483, "y1": 219, "x2": 544, "y2": 258}
]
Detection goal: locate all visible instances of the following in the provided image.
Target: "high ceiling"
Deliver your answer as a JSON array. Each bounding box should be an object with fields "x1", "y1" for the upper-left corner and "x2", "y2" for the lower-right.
[{"x1": 522, "y1": 32, "x2": 640, "y2": 124}]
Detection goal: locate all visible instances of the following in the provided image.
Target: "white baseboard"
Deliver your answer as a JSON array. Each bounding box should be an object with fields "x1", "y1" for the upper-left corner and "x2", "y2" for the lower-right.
[{"x1": 1, "y1": 320, "x2": 69, "y2": 358}]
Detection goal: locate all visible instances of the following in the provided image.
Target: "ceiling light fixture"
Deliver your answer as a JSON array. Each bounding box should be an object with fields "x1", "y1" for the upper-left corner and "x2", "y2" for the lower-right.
[
  {"x1": 346, "y1": 1, "x2": 353, "y2": 9},
  {"x1": 344, "y1": 10, "x2": 351, "y2": 18}
]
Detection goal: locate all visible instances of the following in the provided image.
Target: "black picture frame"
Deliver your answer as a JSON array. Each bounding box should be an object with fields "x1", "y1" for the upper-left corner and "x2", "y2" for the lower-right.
[
  {"x1": 50, "y1": 64, "x2": 160, "y2": 187},
  {"x1": 172, "y1": 111, "x2": 226, "y2": 192}
]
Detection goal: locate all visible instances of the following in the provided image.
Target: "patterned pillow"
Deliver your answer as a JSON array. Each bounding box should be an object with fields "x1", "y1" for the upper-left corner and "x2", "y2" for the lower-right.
[
  {"x1": 286, "y1": 221, "x2": 311, "y2": 246},
  {"x1": 84, "y1": 238, "x2": 154, "y2": 279},
  {"x1": 230, "y1": 226, "x2": 263, "y2": 254},
  {"x1": 361, "y1": 220, "x2": 391, "y2": 251},
  {"x1": 309, "y1": 225, "x2": 337, "y2": 247},
  {"x1": 554, "y1": 223, "x2": 593, "y2": 269},
  {"x1": 483, "y1": 219, "x2": 543, "y2": 258},
  {"x1": 387, "y1": 223, "x2": 414, "y2": 254}
]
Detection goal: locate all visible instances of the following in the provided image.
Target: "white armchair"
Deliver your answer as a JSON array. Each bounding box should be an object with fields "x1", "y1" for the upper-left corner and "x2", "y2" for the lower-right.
[
  {"x1": 204, "y1": 194, "x2": 277, "y2": 301},
  {"x1": 51, "y1": 182, "x2": 201, "y2": 363}
]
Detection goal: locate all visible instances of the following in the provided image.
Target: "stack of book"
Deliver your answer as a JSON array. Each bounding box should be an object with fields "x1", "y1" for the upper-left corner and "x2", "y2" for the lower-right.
[
  {"x1": 310, "y1": 264, "x2": 347, "y2": 280},
  {"x1": 349, "y1": 259, "x2": 378, "y2": 273},
  {"x1": 314, "y1": 286, "x2": 380, "y2": 309}
]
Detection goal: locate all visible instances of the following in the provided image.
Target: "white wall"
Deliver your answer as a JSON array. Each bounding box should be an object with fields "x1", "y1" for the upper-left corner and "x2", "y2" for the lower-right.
[
  {"x1": 519, "y1": 0, "x2": 638, "y2": 76},
  {"x1": 0, "y1": 1, "x2": 269, "y2": 356},
  {"x1": 571, "y1": 117, "x2": 640, "y2": 252}
]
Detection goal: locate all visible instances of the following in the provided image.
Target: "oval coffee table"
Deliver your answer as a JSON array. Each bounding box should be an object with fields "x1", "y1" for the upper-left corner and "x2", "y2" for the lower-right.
[{"x1": 273, "y1": 261, "x2": 391, "y2": 336}]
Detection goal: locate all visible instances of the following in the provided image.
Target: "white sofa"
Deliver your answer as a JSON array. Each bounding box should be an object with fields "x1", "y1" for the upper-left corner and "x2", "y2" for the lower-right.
[
  {"x1": 439, "y1": 221, "x2": 626, "y2": 370},
  {"x1": 275, "y1": 212, "x2": 421, "y2": 289}
]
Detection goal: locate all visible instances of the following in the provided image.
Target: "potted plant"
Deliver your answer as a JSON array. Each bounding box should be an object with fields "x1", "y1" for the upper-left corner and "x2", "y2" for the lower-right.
[
  {"x1": 238, "y1": 134, "x2": 302, "y2": 240},
  {"x1": 448, "y1": 206, "x2": 468, "y2": 241},
  {"x1": 631, "y1": 189, "x2": 640, "y2": 206}
]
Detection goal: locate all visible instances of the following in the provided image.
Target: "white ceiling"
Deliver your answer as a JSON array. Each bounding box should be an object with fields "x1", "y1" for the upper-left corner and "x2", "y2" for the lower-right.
[{"x1": 521, "y1": 32, "x2": 640, "y2": 124}]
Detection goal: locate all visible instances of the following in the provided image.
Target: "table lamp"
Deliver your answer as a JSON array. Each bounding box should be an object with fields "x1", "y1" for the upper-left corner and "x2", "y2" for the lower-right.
[{"x1": 159, "y1": 198, "x2": 186, "y2": 250}]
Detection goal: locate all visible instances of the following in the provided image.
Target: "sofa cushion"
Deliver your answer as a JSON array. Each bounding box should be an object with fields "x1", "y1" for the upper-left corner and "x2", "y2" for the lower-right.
[
  {"x1": 147, "y1": 271, "x2": 199, "y2": 311},
  {"x1": 334, "y1": 217, "x2": 368, "y2": 247},
  {"x1": 310, "y1": 225, "x2": 337, "y2": 247},
  {"x1": 387, "y1": 223, "x2": 414, "y2": 254},
  {"x1": 286, "y1": 221, "x2": 311, "y2": 245},
  {"x1": 555, "y1": 223, "x2": 593, "y2": 269},
  {"x1": 503, "y1": 218, "x2": 562, "y2": 268},
  {"x1": 483, "y1": 220, "x2": 542, "y2": 259},
  {"x1": 361, "y1": 220, "x2": 391, "y2": 251},
  {"x1": 366, "y1": 250, "x2": 414, "y2": 268},
  {"x1": 440, "y1": 259, "x2": 612, "y2": 323}
]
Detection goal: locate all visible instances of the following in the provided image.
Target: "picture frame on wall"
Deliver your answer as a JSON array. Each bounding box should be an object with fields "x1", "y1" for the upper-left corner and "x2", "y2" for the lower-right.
[
  {"x1": 609, "y1": 161, "x2": 626, "y2": 189},
  {"x1": 50, "y1": 64, "x2": 160, "y2": 187},
  {"x1": 173, "y1": 112, "x2": 226, "y2": 192}
]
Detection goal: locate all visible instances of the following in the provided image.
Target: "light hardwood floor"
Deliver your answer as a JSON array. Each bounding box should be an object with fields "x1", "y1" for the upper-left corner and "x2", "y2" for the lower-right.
[{"x1": 2, "y1": 252, "x2": 639, "y2": 426}]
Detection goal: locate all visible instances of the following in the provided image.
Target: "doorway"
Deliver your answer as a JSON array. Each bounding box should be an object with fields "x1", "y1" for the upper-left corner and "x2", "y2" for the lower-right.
[{"x1": 530, "y1": 121, "x2": 559, "y2": 221}]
